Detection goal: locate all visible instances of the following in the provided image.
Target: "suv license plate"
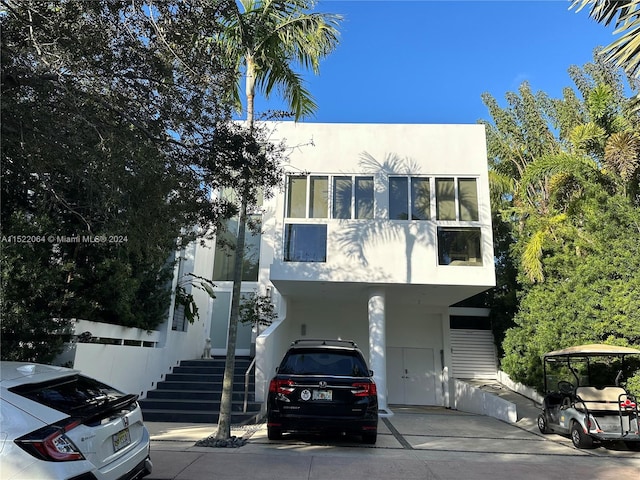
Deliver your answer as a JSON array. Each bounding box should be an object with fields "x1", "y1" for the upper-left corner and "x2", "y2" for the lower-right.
[
  {"x1": 313, "y1": 390, "x2": 332, "y2": 401},
  {"x1": 112, "y1": 428, "x2": 131, "y2": 452}
]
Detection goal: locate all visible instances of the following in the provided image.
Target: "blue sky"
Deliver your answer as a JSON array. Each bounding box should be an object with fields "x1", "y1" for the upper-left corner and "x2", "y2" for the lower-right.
[{"x1": 253, "y1": 0, "x2": 620, "y2": 125}]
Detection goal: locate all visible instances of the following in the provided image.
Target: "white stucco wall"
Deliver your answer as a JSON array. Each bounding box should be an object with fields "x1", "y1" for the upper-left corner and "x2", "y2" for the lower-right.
[{"x1": 265, "y1": 122, "x2": 495, "y2": 291}]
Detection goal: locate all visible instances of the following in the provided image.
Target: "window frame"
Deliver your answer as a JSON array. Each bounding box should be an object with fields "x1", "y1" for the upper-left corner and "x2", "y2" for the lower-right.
[
  {"x1": 285, "y1": 173, "x2": 374, "y2": 220},
  {"x1": 284, "y1": 223, "x2": 328, "y2": 262}
]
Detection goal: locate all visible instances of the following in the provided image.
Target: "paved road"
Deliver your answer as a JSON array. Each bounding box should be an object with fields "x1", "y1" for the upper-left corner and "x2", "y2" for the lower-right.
[{"x1": 145, "y1": 407, "x2": 640, "y2": 480}]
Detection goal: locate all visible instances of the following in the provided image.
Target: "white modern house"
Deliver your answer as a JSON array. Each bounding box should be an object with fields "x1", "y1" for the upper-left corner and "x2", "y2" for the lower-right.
[
  {"x1": 189, "y1": 122, "x2": 496, "y2": 413},
  {"x1": 64, "y1": 122, "x2": 497, "y2": 416}
]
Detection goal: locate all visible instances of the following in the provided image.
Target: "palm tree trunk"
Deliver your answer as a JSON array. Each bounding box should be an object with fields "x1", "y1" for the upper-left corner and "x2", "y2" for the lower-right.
[
  {"x1": 215, "y1": 59, "x2": 256, "y2": 440},
  {"x1": 246, "y1": 55, "x2": 255, "y2": 130},
  {"x1": 215, "y1": 184, "x2": 248, "y2": 439}
]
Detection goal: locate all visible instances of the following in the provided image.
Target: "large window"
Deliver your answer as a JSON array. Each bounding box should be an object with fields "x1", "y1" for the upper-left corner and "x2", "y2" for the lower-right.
[
  {"x1": 213, "y1": 215, "x2": 262, "y2": 281},
  {"x1": 287, "y1": 174, "x2": 373, "y2": 220},
  {"x1": 437, "y1": 227, "x2": 482, "y2": 266},
  {"x1": 435, "y1": 178, "x2": 479, "y2": 221},
  {"x1": 389, "y1": 176, "x2": 430, "y2": 220},
  {"x1": 284, "y1": 224, "x2": 327, "y2": 262}
]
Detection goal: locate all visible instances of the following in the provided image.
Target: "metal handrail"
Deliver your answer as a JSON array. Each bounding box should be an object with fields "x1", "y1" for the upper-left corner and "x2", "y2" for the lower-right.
[{"x1": 243, "y1": 356, "x2": 257, "y2": 413}]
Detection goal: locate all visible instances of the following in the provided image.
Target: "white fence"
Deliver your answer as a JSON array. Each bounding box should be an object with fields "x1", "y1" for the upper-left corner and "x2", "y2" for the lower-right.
[{"x1": 55, "y1": 318, "x2": 207, "y2": 399}]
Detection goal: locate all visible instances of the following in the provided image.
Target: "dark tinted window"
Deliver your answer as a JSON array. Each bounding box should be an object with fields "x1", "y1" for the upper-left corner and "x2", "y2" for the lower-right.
[
  {"x1": 10, "y1": 374, "x2": 130, "y2": 414},
  {"x1": 279, "y1": 350, "x2": 369, "y2": 377}
]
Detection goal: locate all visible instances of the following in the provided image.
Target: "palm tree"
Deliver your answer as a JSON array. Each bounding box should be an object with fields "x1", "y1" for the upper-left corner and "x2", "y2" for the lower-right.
[
  {"x1": 213, "y1": 0, "x2": 341, "y2": 441},
  {"x1": 571, "y1": 1, "x2": 640, "y2": 79}
]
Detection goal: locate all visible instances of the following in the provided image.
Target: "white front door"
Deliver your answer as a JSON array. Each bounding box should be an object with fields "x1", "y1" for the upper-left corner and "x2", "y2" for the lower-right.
[{"x1": 387, "y1": 347, "x2": 436, "y2": 405}]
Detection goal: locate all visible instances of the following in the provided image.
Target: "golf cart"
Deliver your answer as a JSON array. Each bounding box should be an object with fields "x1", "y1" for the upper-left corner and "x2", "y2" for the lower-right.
[{"x1": 537, "y1": 344, "x2": 640, "y2": 449}]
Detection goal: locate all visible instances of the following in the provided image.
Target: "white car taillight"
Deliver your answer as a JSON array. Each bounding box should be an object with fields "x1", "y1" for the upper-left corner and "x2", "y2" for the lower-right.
[{"x1": 15, "y1": 419, "x2": 85, "y2": 462}]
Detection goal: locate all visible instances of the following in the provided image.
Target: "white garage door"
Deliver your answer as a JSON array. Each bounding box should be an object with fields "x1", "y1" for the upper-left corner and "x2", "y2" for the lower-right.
[{"x1": 450, "y1": 329, "x2": 497, "y2": 379}]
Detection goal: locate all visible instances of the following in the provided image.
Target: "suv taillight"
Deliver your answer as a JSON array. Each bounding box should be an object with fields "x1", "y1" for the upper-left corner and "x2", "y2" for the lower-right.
[
  {"x1": 351, "y1": 382, "x2": 377, "y2": 397},
  {"x1": 269, "y1": 379, "x2": 295, "y2": 395},
  {"x1": 15, "y1": 419, "x2": 85, "y2": 462}
]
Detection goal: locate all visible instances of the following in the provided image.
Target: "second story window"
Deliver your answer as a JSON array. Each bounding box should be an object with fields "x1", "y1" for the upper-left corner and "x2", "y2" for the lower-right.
[
  {"x1": 389, "y1": 176, "x2": 430, "y2": 220},
  {"x1": 333, "y1": 176, "x2": 374, "y2": 219},
  {"x1": 284, "y1": 224, "x2": 327, "y2": 262},
  {"x1": 436, "y1": 178, "x2": 479, "y2": 221},
  {"x1": 286, "y1": 174, "x2": 373, "y2": 220}
]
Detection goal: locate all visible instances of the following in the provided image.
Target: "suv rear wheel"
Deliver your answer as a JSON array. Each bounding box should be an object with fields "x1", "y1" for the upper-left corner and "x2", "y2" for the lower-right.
[{"x1": 362, "y1": 432, "x2": 377, "y2": 444}]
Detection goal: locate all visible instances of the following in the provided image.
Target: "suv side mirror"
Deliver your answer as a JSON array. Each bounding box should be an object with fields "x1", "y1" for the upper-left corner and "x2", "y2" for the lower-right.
[{"x1": 369, "y1": 370, "x2": 374, "y2": 376}]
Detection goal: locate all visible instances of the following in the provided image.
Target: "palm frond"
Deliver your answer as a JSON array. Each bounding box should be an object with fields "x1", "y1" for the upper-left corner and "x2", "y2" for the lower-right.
[
  {"x1": 520, "y1": 152, "x2": 600, "y2": 189},
  {"x1": 605, "y1": 130, "x2": 640, "y2": 180},
  {"x1": 570, "y1": 1, "x2": 640, "y2": 78},
  {"x1": 569, "y1": 122, "x2": 606, "y2": 154}
]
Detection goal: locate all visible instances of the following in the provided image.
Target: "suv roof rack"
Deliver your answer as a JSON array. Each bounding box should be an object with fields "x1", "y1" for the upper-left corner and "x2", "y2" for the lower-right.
[{"x1": 291, "y1": 339, "x2": 358, "y2": 348}]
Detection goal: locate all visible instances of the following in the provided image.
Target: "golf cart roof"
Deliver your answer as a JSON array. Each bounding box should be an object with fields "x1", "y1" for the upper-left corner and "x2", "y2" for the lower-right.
[{"x1": 544, "y1": 344, "x2": 640, "y2": 360}]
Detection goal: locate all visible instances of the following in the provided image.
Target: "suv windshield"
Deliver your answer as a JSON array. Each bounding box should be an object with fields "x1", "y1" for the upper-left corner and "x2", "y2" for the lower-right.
[{"x1": 278, "y1": 349, "x2": 369, "y2": 377}]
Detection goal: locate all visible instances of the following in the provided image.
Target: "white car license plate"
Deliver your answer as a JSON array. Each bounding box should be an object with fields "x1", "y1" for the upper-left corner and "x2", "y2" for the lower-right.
[
  {"x1": 112, "y1": 428, "x2": 131, "y2": 452},
  {"x1": 313, "y1": 390, "x2": 332, "y2": 401}
]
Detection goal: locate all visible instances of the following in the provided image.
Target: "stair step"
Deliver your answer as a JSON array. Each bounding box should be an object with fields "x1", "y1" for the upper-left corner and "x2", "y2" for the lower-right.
[
  {"x1": 146, "y1": 389, "x2": 255, "y2": 402},
  {"x1": 142, "y1": 356, "x2": 260, "y2": 423},
  {"x1": 164, "y1": 373, "x2": 249, "y2": 382},
  {"x1": 140, "y1": 399, "x2": 261, "y2": 412},
  {"x1": 157, "y1": 381, "x2": 253, "y2": 391},
  {"x1": 141, "y1": 409, "x2": 261, "y2": 424}
]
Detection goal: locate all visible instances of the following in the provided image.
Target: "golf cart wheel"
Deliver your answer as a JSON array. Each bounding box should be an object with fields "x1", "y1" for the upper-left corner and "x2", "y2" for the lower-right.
[
  {"x1": 537, "y1": 414, "x2": 550, "y2": 434},
  {"x1": 570, "y1": 421, "x2": 594, "y2": 449},
  {"x1": 267, "y1": 426, "x2": 282, "y2": 440}
]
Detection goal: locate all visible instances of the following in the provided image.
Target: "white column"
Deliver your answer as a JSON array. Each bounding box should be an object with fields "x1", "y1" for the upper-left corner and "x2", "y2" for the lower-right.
[
  {"x1": 441, "y1": 310, "x2": 452, "y2": 408},
  {"x1": 368, "y1": 288, "x2": 390, "y2": 415}
]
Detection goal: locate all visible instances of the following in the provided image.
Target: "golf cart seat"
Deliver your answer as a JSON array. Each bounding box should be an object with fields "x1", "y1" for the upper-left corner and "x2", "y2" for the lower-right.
[{"x1": 574, "y1": 386, "x2": 627, "y2": 412}]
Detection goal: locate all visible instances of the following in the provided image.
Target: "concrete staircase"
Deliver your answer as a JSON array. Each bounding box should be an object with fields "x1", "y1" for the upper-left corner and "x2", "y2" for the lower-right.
[{"x1": 139, "y1": 357, "x2": 262, "y2": 424}]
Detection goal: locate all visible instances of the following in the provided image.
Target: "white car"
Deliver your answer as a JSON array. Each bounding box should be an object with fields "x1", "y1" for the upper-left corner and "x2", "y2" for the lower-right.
[{"x1": 0, "y1": 362, "x2": 152, "y2": 480}]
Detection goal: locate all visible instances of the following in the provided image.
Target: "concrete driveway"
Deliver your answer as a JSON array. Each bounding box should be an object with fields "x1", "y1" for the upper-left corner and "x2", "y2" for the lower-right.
[{"x1": 145, "y1": 406, "x2": 640, "y2": 480}]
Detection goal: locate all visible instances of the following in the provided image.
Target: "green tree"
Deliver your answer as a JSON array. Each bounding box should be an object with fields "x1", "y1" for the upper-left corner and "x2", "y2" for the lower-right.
[
  {"x1": 0, "y1": 0, "x2": 239, "y2": 360},
  {"x1": 483, "y1": 55, "x2": 640, "y2": 390},
  {"x1": 211, "y1": 0, "x2": 341, "y2": 440}
]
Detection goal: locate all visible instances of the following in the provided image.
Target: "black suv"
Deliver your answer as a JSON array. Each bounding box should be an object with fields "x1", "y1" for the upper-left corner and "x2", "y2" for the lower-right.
[{"x1": 266, "y1": 339, "x2": 378, "y2": 444}]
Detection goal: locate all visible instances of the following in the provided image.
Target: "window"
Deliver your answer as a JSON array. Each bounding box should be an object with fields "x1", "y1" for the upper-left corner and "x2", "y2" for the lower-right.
[
  {"x1": 458, "y1": 178, "x2": 479, "y2": 221},
  {"x1": 333, "y1": 177, "x2": 351, "y2": 219},
  {"x1": 355, "y1": 177, "x2": 374, "y2": 219},
  {"x1": 411, "y1": 177, "x2": 430, "y2": 220},
  {"x1": 287, "y1": 176, "x2": 307, "y2": 218},
  {"x1": 213, "y1": 215, "x2": 262, "y2": 281},
  {"x1": 284, "y1": 224, "x2": 327, "y2": 262},
  {"x1": 436, "y1": 178, "x2": 456, "y2": 220},
  {"x1": 389, "y1": 176, "x2": 430, "y2": 220},
  {"x1": 437, "y1": 227, "x2": 482, "y2": 266},
  {"x1": 435, "y1": 178, "x2": 479, "y2": 221},
  {"x1": 288, "y1": 174, "x2": 373, "y2": 220},
  {"x1": 309, "y1": 176, "x2": 328, "y2": 218},
  {"x1": 389, "y1": 177, "x2": 409, "y2": 220}
]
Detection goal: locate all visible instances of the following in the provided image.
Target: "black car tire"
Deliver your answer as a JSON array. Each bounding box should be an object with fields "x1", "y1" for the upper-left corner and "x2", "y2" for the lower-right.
[
  {"x1": 537, "y1": 413, "x2": 550, "y2": 434},
  {"x1": 267, "y1": 426, "x2": 282, "y2": 440},
  {"x1": 362, "y1": 432, "x2": 377, "y2": 445},
  {"x1": 570, "y1": 421, "x2": 594, "y2": 449}
]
